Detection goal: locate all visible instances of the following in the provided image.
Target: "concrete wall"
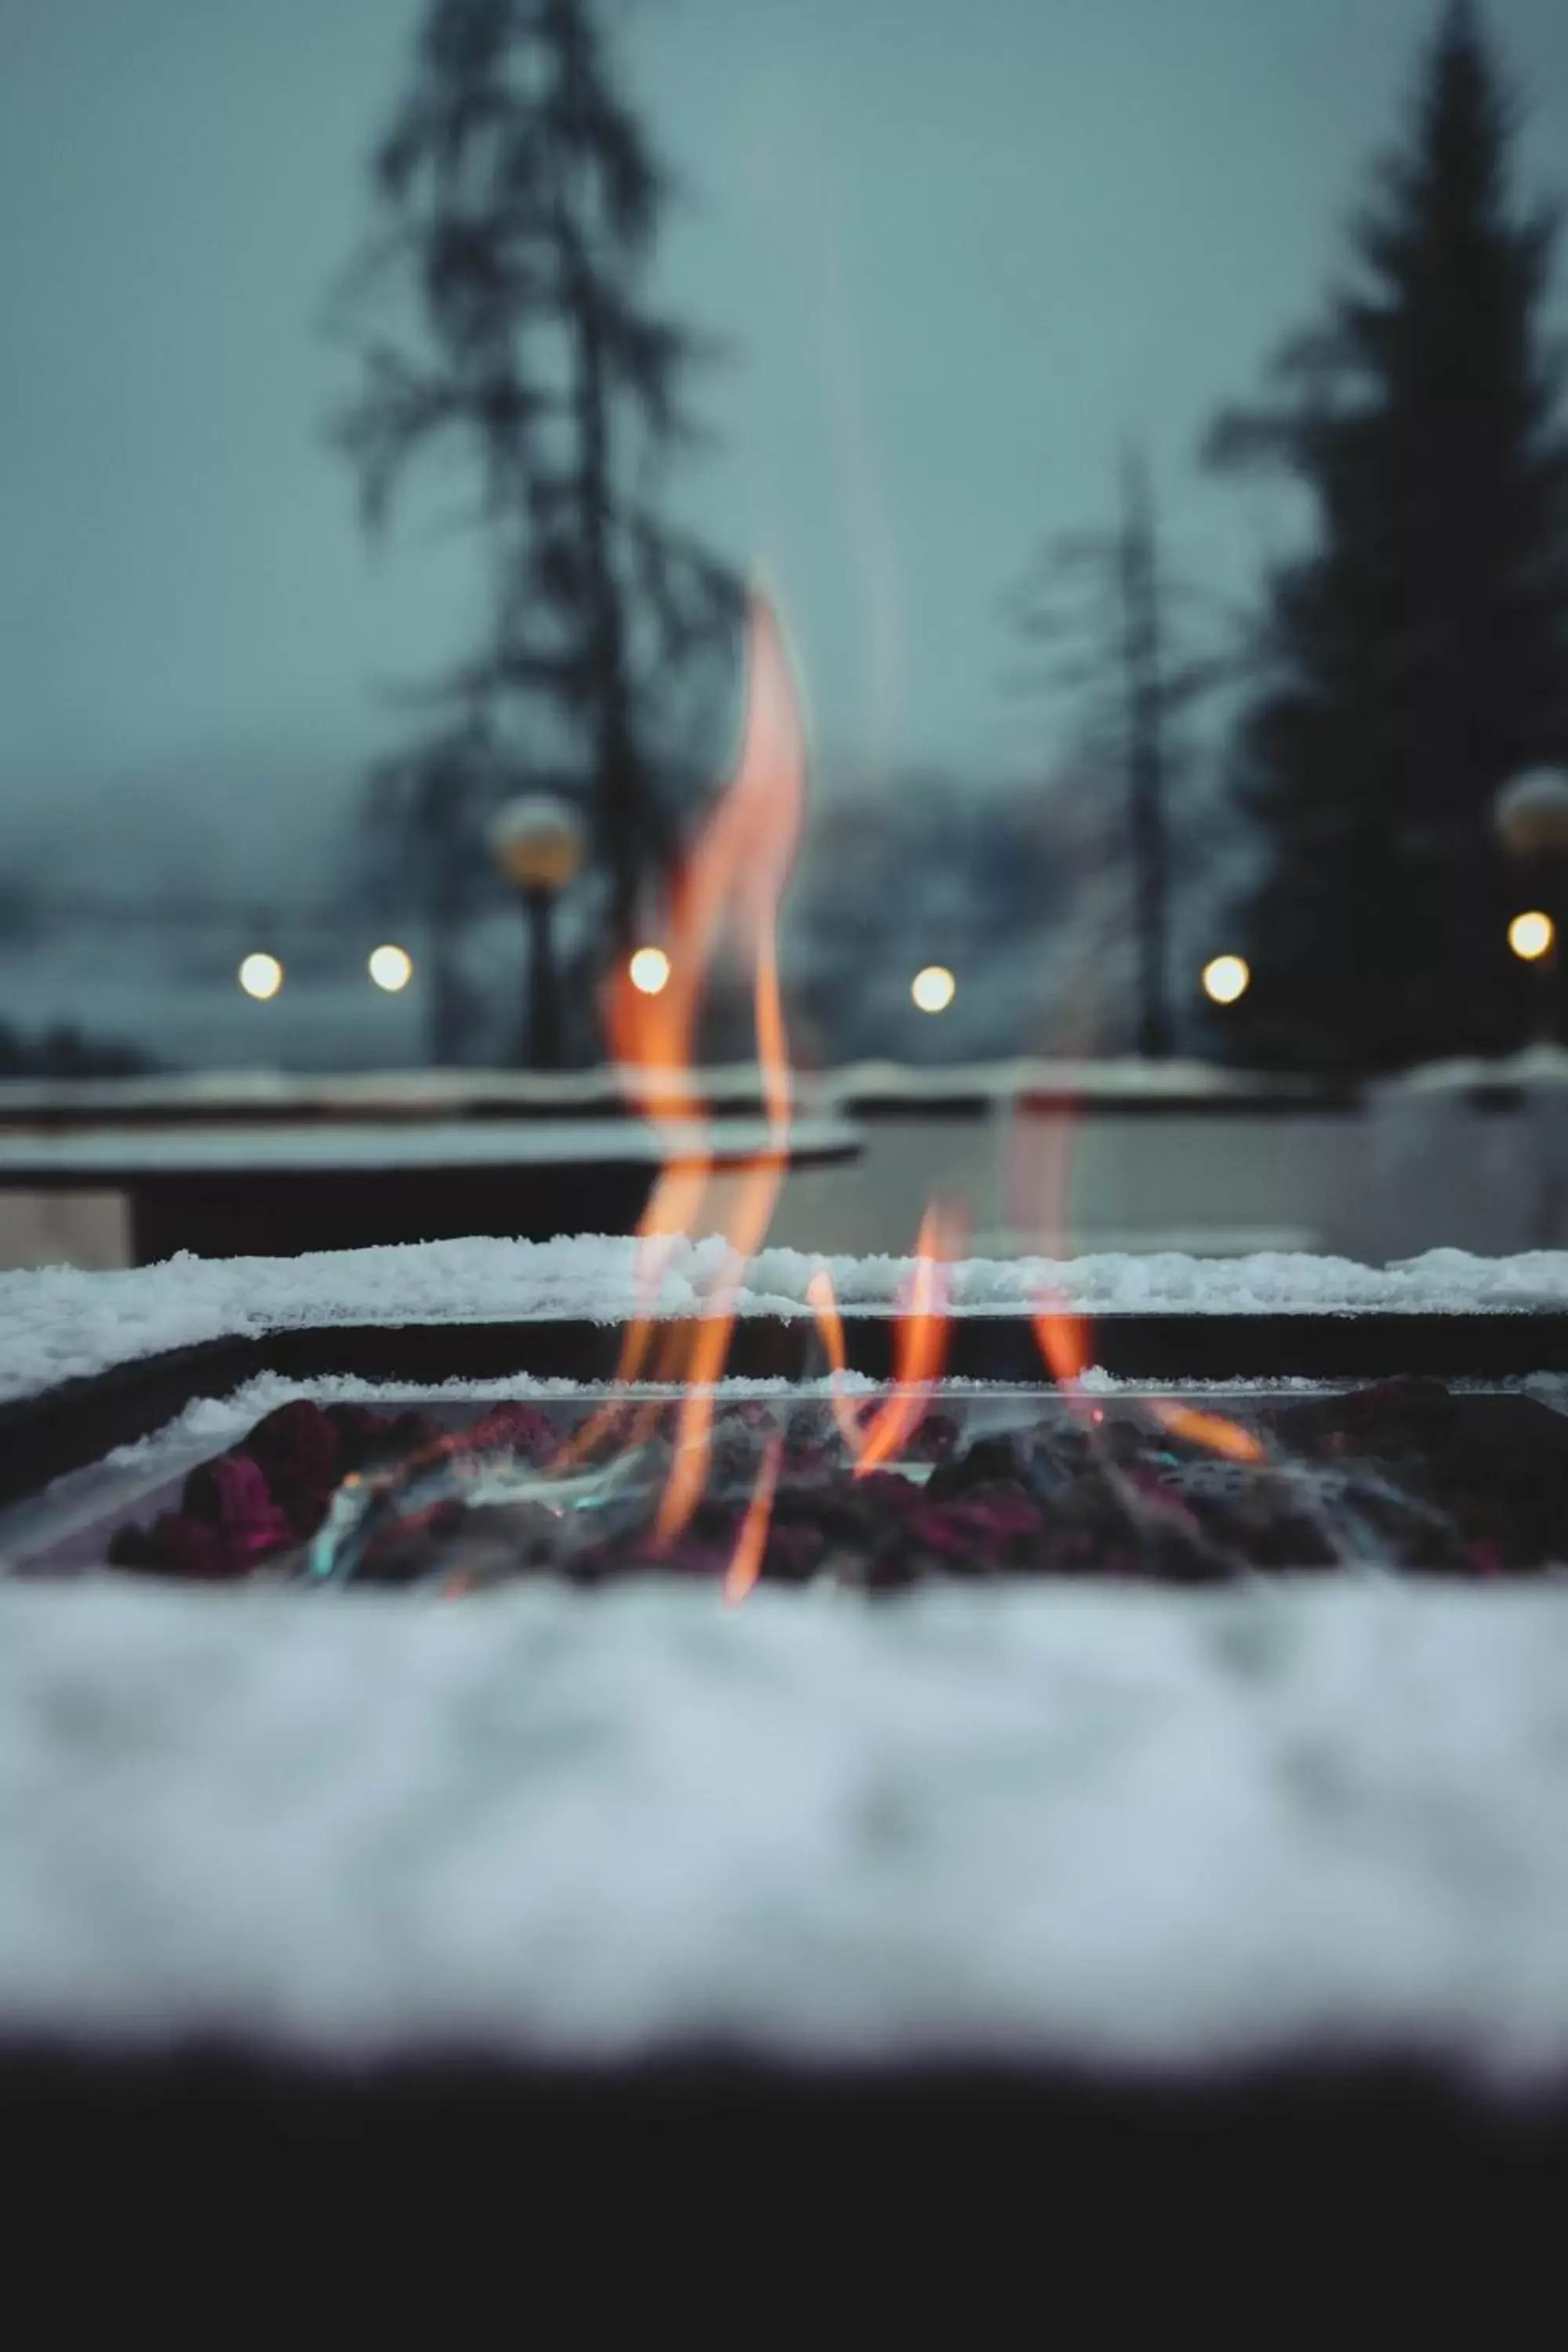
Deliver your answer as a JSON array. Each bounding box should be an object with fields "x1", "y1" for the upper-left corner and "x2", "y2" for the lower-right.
[
  {"x1": 5, "y1": 1094, "x2": 1568, "y2": 1270},
  {"x1": 0, "y1": 1192, "x2": 129, "y2": 1271}
]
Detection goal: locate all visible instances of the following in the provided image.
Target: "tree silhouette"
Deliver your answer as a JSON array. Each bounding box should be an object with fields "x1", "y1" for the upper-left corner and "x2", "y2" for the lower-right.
[
  {"x1": 1005, "y1": 448, "x2": 1248, "y2": 1057},
  {"x1": 1205, "y1": 0, "x2": 1568, "y2": 1073},
  {"x1": 333, "y1": 0, "x2": 741, "y2": 1052}
]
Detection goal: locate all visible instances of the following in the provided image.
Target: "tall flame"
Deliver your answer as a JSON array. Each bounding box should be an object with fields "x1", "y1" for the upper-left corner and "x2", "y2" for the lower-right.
[
  {"x1": 561, "y1": 587, "x2": 1264, "y2": 1595},
  {"x1": 852, "y1": 1200, "x2": 966, "y2": 1472},
  {"x1": 806, "y1": 1262, "x2": 869, "y2": 1451},
  {"x1": 600, "y1": 593, "x2": 808, "y2": 1544}
]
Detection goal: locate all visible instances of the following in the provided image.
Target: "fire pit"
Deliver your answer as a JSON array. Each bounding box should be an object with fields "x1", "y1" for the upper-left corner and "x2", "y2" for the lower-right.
[{"x1": 5, "y1": 1235, "x2": 1568, "y2": 2216}]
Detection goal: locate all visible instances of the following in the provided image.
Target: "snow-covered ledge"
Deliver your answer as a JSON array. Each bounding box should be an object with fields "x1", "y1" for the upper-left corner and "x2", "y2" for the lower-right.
[
  {"x1": 0, "y1": 1574, "x2": 1566, "y2": 2085},
  {"x1": 4, "y1": 1238, "x2": 1568, "y2": 2084},
  {"x1": 3, "y1": 1236, "x2": 1568, "y2": 1404}
]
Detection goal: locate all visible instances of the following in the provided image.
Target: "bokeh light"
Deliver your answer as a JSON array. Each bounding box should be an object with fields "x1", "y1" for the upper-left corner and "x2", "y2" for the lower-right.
[
  {"x1": 368, "y1": 942, "x2": 414, "y2": 993},
  {"x1": 238, "y1": 952, "x2": 283, "y2": 1001},
  {"x1": 911, "y1": 964, "x2": 956, "y2": 1013},
  {"x1": 628, "y1": 945, "x2": 671, "y2": 996},
  {"x1": 1201, "y1": 954, "x2": 1250, "y2": 1006},
  {"x1": 1508, "y1": 909, "x2": 1555, "y2": 962}
]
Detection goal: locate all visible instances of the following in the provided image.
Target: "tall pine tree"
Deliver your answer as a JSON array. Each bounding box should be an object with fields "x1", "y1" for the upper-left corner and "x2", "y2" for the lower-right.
[
  {"x1": 334, "y1": 0, "x2": 740, "y2": 1024},
  {"x1": 1206, "y1": 0, "x2": 1568, "y2": 1073}
]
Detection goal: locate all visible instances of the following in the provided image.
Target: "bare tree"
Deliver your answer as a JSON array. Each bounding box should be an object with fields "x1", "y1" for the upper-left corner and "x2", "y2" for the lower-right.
[
  {"x1": 1005, "y1": 447, "x2": 1249, "y2": 1057},
  {"x1": 332, "y1": 0, "x2": 741, "y2": 1058}
]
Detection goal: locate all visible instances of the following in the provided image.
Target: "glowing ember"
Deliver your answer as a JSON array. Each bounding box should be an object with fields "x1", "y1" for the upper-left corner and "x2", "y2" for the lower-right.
[{"x1": 1149, "y1": 1402, "x2": 1265, "y2": 1463}]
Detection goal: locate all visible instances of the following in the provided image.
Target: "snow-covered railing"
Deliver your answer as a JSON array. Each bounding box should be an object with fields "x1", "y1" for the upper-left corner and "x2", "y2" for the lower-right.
[{"x1": 4, "y1": 1236, "x2": 1568, "y2": 1406}]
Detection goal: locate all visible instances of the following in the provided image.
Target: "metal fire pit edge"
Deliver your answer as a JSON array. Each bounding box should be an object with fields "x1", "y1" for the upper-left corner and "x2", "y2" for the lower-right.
[
  {"x1": 6, "y1": 1305, "x2": 1568, "y2": 1514},
  {"x1": 5, "y1": 1308, "x2": 1568, "y2": 2210}
]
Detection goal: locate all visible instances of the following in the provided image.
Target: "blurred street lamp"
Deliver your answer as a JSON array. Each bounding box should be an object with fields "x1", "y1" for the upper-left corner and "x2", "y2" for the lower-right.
[
  {"x1": 912, "y1": 964, "x2": 956, "y2": 1014},
  {"x1": 628, "y1": 945, "x2": 670, "y2": 996},
  {"x1": 1201, "y1": 953, "x2": 1250, "y2": 1007},
  {"x1": 1495, "y1": 767, "x2": 1568, "y2": 1043},
  {"x1": 238, "y1": 952, "x2": 283, "y2": 1001},
  {"x1": 368, "y1": 942, "x2": 414, "y2": 993},
  {"x1": 1508, "y1": 910, "x2": 1555, "y2": 964},
  {"x1": 488, "y1": 793, "x2": 586, "y2": 1069}
]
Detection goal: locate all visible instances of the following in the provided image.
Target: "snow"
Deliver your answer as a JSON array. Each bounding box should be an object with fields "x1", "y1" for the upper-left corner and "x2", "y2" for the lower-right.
[
  {"x1": 0, "y1": 1055, "x2": 1335, "y2": 1121},
  {"x1": 1379, "y1": 1043, "x2": 1568, "y2": 1094},
  {"x1": 827, "y1": 1054, "x2": 1335, "y2": 1103},
  {"x1": 0, "y1": 1115, "x2": 854, "y2": 1176},
  {"x1": 3, "y1": 1236, "x2": 1568, "y2": 1403},
  {"x1": 0, "y1": 1573, "x2": 1565, "y2": 2081}
]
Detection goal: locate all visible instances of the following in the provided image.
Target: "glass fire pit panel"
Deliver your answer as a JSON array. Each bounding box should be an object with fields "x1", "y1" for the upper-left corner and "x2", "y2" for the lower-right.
[{"x1": 6, "y1": 1377, "x2": 1568, "y2": 1588}]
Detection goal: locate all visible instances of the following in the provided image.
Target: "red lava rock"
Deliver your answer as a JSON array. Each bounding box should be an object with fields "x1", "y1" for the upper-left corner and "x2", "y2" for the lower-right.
[
  {"x1": 180, "y1": 1451, "x2": 295, "y2": 1566},
  {"x1": 322, "y1": 1403, "x2": 395, "y2": 1466},
  {"x1": 445, "y1": 1402, "x2": 560, "y2": 1464},
  {"x1": 245, "y1": 1400, "x2": 344, "y2": 1535},
  {"x1": 103, "y1": 1381, "x2": 1568, "y2": 1592},
  {"x1": 122, "y1": 1510, "x2": 232, "y2": 1581},
  {"x1": 849, "y1": 1469, "x2": 927, "y2": 1519}
]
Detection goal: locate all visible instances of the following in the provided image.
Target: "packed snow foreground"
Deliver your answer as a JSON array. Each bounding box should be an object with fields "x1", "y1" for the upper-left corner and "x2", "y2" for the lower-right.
[
  {"x1": 3, "y1": 1238, "x2": 1568, "y2": 2083},
  {"x1": 2, "y1": 1575, "x2": 1568, "y2": 2082}
]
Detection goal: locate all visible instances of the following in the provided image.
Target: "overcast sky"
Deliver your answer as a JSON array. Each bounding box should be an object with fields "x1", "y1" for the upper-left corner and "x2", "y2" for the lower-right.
[{"x1": 0, "y1": 0, "x2": 1565, "y2": 891}]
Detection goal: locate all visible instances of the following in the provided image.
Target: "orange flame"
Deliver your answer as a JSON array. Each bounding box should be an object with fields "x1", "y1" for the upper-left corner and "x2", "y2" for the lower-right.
[
  {"x1": 853, "y1": 1202, "x2": 964, "y2": 1472},
  {"x1": 806, "y1": 1262, "x2": 871, "y2": 1451},
  {"x1": 800, "y1": 1202, "x2": 966, "y2": 1475},
  {"x1": 1018, "y1": 1057, "x2": 1261, "y2": 1465},
  {"x1": 1146, "y1": 1400, "x2": 1264, "y2": 1463},
  {"x1": 1033, "y1": 1298, "x2": 1093, "y2": 1390},
  {"x1": 724, "y1": 1429, "x2": 782, "y2": 1605},
  {"x1": 1033, "y1": 1298, "x2": 1261, "y2": 1461},
  {"x1": 805, "y1": 1209, "x2": 966, "y2": 1471},
  {"x1": 590, "y1": 593, "x2": 808, "y2": 1542}
]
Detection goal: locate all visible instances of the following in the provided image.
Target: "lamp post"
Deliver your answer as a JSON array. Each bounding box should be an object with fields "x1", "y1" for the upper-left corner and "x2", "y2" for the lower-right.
[
  {"x1": 1494, "y1": 767, "x2": 1568, "y2": 1046},
  {"x1": 488, "y1": 794, "x2": 586, "y2": 1070}
]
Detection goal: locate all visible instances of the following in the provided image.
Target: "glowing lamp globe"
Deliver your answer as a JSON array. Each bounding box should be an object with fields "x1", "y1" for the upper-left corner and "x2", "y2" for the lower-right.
[
  {"x1": 488, "y1": 795, "x2": 586, "y2": 894},
  {"x1": 1509, "y1": 909, "x2": 1555, "y2": 963},
  {"x1": 368, "y1": 942, "x2": 414, "y2": 993},
  {"x1": 628, "y1": 946, "x2": 671, "y2": 996},
  {"x1": 1495, "y1": 768, "x2": 1568, "y2": 860},
  {"x1": 238, "y1": 953, "x2": 283, "y2": 1002},
  {"x1": 1202, "y1": 954, "x2": 1250, "y2": 1007},
  {"x1": 912, "y1": 965, "x2": 956, "y2": 1014}
]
